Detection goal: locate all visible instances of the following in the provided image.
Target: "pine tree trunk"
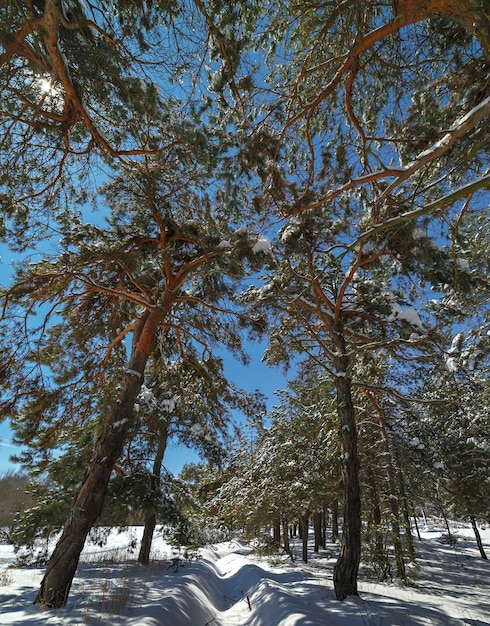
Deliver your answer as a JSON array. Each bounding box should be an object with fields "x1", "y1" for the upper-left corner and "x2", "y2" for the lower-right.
[
  {"x1": 282, "y1": 518, "x2": 291, "y2": 557},
  {"x1": 331, "y1": 500, "x2": 339, "y2": 542},
  {"x1": 332, "y1": 329, "x2": 361, "y2": 600},
  {"x1": 301, "y1": 514, "x2": 309, "y2": 563},
  {"x1": 387, "y1": 493, "x2": 405, "y2": 579},
  {"x1": 412, "y1": 508, "x2": 422, "y2": 541},
  {"x1": 437, "y1": 497, "x2": 454, "y2": 544},
  {"x1": 322, "y1": 506, "x2": 327, "y2": 548},
  {"x1": 371, "y1": 396, "x2": 407, "y2": 581},
  {"x1": 139, "y1": 508, "x2": 157, "y2": 566},
  {"x1": 313, "y1": 511, "x2": 322, "y2": 552},
  {"x1": 35, "y1": 310, "x2": 163, "y2": 608},
  {"x1": 387, "y1": 498, "x2": 406, "y2": 579},
  {"x1": 470, "y1": 515, "x2": 488, "y2": 559},
  {"x1": 272, "y1": 518, "x2": 281, "y2": 546},
  {"x1": 397, "y1": 468, "x2": 415, "y2": 562},
  {"x1": 368, "y1": 479, "x2": 390, "y2": 582},
  {"x1": 138, "y1": 428, "x2": 168, "y2": 565}
]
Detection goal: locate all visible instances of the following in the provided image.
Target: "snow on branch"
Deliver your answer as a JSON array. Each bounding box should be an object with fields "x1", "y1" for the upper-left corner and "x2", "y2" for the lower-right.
[
  {"x1": 289, "y1": 97, "x2": 490, "y2": 218},
  {"x1": 342, "y1": 172, "x2": 490, "y2": 257},
  {"x1": 252, "y1": 235, "x2": 272, "y2": 254},
  {"x1": 377, "y1": 96, "x2": 490, "y2": 202}
]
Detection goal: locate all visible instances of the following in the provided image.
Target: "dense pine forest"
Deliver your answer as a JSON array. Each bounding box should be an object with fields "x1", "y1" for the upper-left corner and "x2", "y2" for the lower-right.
[{"x1": 0, "y1": 0, "x2": 489, "y2": 614}]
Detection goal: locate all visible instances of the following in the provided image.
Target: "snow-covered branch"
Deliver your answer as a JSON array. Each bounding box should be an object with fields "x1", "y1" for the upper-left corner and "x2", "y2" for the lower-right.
[
  {"x1": 342, "y1": 172, "x2": 490, "y2": 257},
  {"x1": 289, "y1": 97, "x2": 490, "y2": 219}
]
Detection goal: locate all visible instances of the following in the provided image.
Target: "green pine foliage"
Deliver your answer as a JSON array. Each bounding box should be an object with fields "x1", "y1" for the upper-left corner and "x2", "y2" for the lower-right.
[{"x1": 0, "y1": 0, "x2": 489, "y2": 606}]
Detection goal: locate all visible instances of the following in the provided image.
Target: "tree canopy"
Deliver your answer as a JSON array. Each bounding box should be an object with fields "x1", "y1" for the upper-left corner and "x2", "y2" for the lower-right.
[{"x1": 1, "y1": 0, "x2": 489, "y2": 609}]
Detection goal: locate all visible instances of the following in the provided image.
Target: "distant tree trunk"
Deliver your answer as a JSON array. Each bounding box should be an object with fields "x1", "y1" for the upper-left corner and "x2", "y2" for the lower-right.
[
  {"x1": 331, "y1": 500, "x2": 339, "y2": 542},
  {"x1": 282, "y1": 518, "x2": 291, "y2": 557},
  {"x1": 301, "y1": 514, "x2": 309, "y2": 563},
  {"x1": 322, "y1": 506, "x2": 327, "y2": 548},
  {"x1": 313, "y1": 511, "x2": 322, "y2": 552},
  {"x1": 397, "y1": 468, "x2": 415, "y2": 561},
  {"x1": 138, "y1": 427, "x2": 169, "y2": 565},
  {"x1": 272, "y1": 518, "x2": 281, "y2": 546},
  {"x1": 332, "y1": 328, "x2": 361, "y2": 600},
  {"x1": 470, "y1": 515, "x2": 488, "y2": 560},
  {"x1": 412, "y1": 506, "x2": 422, "y2": 541},
  {"x1": 368, "y1": 479, "x2": 390, "y2": 582},
  {"x1": 35, "y1": 310, "x2": 163, "y2": 608},
  {"x1": 369, "y1": 395, "x2": 406, "y2": 581},
  {"x1": 437, "y1": 497, "x2": 454, "y2": 544}
]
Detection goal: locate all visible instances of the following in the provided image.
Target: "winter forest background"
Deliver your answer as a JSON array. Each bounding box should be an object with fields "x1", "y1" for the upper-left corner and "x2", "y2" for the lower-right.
[{"x1": 0, "y1": 0, "x2": 489, "y2": 618}]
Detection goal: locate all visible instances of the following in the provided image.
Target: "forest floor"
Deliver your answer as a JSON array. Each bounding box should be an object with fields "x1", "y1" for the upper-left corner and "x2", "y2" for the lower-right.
[{"x1": 0, "y1": 521, "x2": 489, "y2": 625}]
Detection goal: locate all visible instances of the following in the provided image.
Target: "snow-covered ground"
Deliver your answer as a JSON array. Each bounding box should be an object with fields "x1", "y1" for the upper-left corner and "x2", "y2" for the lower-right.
[{"x1": 0, "y1": 523, "x2": 488, "y2": 625}]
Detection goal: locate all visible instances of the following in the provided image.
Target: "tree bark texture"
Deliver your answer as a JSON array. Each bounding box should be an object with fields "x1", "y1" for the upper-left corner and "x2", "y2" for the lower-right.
[
  {"x1": 332, "y1": 329, "x2": 362, "y2": 600},
  {"x1": 138, "y1": 508, "x2": 158, "y2": 567},
  {"x1": 301, "y1": 514, "x2": 309, "y2": 563},
  {"x1": 138, "y1": 428, "x2": 168, "y2": 565},
  {"x1": 35, "y1": 310, "x2": 163, "y2": 608},
  {"x1": 470, "y1": 515, "x2": 488, "y2": 559}
]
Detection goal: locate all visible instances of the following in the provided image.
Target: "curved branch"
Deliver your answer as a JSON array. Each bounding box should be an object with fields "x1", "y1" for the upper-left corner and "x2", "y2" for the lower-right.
[
  {"x1": 342, "y1": 172, "x2": 490, "y2": 257},
  {"x1": 0, "y1": 16, "x2": 44, "y2": 67},
  {"x1": 101, "y1": 322, "x2": 137, "y2": 372},
  {"x1": 377, "y1": 96, "x2": 490, "y2": 203},
  {"x1": 73, "y1": 274, "x2": 154, "y2": 310},
  {"x1": 284, "y1": 18, "x2": 404, "y2": 133},
  {"x1": 173, "y1": 294, "x2": 251, "y2": 324},
  {"x1": 172, "y1": 249, "x2": 222, "y2": 287},
  {"x1": 289, "y1": 97, "x2": 490, "y2": 219}
]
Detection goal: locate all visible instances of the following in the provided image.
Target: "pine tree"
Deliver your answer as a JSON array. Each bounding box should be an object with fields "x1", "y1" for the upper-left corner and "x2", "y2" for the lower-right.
[
  {"x1": 213, "y1": 369, "x2": 341, "y2": 562},
  {"x1": 127, "y1": 350, "x2": 265, "y2": 565},
  {"x1": 1, "y1": 105, "x2": 272, "y2": 606},
  {"x1": 236, "y1": 0, "x2": 489, "y2": 599},
  {"x1": 1, "y1": 0, "x2": 489, "y2": 609}
]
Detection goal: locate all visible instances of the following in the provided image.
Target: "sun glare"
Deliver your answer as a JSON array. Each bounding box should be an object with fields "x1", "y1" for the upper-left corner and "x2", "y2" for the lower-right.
[
  {"x1": 38, "y1": 78, "x2": 55, "y2": 94},
  {"x1": 35, "y1": 75, "x2": 64, "y2": 112}
]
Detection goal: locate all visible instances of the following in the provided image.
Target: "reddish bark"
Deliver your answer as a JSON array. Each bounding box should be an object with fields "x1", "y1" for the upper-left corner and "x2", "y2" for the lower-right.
[{"x1": 35, "y1": 310, "x2": 164, "y2": 607}]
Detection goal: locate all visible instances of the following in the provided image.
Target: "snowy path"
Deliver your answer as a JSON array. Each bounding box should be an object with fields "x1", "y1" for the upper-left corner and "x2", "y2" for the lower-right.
[{"x1": 0, "y1": 526, "x2": 489, "y2": 625}]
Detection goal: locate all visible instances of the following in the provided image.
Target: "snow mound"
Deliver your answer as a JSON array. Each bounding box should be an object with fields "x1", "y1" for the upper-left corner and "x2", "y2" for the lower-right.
[{"x1": 0, "y1": 526, "x2": 489, "y2": 625}]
